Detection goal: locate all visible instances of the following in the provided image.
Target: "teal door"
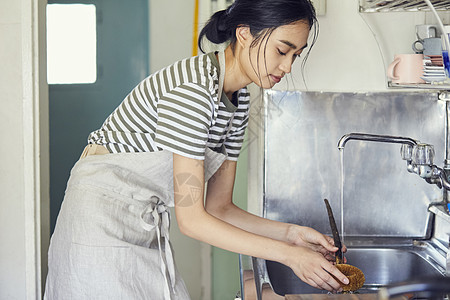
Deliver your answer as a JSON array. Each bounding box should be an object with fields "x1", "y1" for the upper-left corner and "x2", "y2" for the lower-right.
[{"x1": 48, "y1": 0, "x2": 149, "y2": 232}]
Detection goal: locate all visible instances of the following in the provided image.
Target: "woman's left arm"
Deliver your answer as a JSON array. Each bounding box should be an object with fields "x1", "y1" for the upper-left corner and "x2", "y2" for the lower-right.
[{"x1": 205, "y1": 160, "x2": 337, "y2": 259}]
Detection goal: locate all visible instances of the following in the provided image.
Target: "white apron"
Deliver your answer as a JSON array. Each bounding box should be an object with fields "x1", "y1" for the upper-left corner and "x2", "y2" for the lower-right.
[
  {"x1": 45, "y1": 50, "x2": 233, "y2": 300},
  {"x1": 44, "y1": 148, "x2": 227, "y2": 300}
]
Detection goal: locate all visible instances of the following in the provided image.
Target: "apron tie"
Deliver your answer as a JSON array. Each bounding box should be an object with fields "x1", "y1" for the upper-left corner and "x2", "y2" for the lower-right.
[{"x1": 140, "y1": 196, "x2": 176, "y2": 299}]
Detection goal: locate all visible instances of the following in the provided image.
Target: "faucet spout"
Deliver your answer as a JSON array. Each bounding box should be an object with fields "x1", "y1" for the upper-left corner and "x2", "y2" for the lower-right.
[{"x1": 337, "y1": 133, "x2": 418, "y2": 149}]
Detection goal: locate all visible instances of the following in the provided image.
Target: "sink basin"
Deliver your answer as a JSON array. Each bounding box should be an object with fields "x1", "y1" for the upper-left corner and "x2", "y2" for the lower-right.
[{"x1": 266, "y1": 246, "x2": 446, "y2": 296}]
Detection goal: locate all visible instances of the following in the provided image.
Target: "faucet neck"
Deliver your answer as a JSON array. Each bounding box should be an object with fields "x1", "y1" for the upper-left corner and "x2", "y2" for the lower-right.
[{"x1": 337, "y1": 133, "x2": 418, "y2": 149}]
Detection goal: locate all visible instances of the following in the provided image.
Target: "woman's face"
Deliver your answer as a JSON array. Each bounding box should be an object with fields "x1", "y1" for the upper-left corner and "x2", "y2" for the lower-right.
[{"x1": 243, "y1": 21, "x2": 311, "y2": 89}]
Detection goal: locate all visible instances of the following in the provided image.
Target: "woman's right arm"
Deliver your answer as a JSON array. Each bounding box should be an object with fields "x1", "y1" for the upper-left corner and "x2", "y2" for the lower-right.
[{"x1": 172, "y1": 153, "x2": 348, "y2": 292}]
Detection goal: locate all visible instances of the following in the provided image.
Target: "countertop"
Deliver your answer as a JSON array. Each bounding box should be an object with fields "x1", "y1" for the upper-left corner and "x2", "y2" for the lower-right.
[
  {"x1": 285, "y1": 295, "x2": 376, "y2": 300},
  {"x1": 285, "y1": 295, "x2": 408, "y2": 300}
]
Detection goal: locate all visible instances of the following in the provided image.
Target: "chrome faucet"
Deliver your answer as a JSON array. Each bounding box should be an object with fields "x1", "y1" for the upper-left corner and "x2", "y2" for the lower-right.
[
  {"x1": 337, "y1": 133, "x2": 418, "y2": 149},
  {"x1": 338, "y1": 133, "x2": 450, "y2": 211}
]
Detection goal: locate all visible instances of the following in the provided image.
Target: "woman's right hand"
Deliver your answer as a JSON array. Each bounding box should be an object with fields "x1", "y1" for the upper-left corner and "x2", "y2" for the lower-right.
[{"x1": 286, "y1": 245, "x2": 349, "y2": 293}]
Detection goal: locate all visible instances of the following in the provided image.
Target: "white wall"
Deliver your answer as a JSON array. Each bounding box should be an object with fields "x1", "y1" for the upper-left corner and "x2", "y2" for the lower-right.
[
  {"x1": 149, "y1": 0, "x2": 196, "y2": 72},
  {"x1": 0, "y1": 1, "x2": 27, "y2": 296}
]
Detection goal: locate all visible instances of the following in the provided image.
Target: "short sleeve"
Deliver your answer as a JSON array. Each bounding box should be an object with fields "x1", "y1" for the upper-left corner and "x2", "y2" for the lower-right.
[
  {"x1": 224, "y1": 89, "x2": 250, "y2": 161},
  {"x1": 154, "y1": 83, "x2": 215, "y2": 160}
]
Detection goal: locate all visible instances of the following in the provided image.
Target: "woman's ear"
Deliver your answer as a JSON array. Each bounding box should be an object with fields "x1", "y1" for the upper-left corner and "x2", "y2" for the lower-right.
[{"x1": 236, "y1": 26, "x2": 252, "y2": 49}]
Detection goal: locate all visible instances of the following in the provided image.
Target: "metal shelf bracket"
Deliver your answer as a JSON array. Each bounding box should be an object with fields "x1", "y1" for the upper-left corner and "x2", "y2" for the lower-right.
[{"x1": 360, "y1": 0, "x2": 450, "y2": 12}]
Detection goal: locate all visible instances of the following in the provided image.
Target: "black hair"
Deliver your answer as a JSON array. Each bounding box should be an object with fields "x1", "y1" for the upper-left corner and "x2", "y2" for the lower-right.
[
  {"x1": 198, "y1": 0, "x2": 318, "y2": 86},
  {"x1": 198, "y1": 0, "x2": 317, "y2": 52}
]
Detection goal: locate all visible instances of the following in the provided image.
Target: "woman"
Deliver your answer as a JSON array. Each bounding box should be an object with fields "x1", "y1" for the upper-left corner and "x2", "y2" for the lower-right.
[{"x1": 44, "y1": 0, "x2": 349, "y2": 299}]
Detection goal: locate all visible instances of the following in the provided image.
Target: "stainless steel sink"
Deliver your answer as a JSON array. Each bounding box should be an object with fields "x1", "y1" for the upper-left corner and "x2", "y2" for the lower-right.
[{"x1": 265, "y1": 246, "x2": 446, "y2": 296}]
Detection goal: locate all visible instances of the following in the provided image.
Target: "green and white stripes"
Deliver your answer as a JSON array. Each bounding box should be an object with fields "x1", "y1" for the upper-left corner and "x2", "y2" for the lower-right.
[{"x1": 88, "y1": 52, "x2": 249, "y2": 161}]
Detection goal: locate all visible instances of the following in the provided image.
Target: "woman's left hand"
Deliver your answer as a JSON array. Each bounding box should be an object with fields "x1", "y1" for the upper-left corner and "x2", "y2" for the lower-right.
[{"x1": 286, "y1": 225, "x2": 346, "y2": 263}]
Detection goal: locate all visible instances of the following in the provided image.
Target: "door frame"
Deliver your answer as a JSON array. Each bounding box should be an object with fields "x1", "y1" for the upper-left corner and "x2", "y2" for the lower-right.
[{"x1": 22, "y1": 0, "x2": 49, "y2": 298}]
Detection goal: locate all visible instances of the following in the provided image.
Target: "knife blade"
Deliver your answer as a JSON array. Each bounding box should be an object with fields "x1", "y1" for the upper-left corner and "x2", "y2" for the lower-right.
[{"x1": 324, "y1": 198, "x2": 344, "y2": 264}]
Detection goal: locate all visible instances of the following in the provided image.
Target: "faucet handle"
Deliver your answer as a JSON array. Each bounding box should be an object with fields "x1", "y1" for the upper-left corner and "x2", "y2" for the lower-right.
[
  {"x1": 412, "y1": 143, "x2": 435, "y2": 165},
  {"x1": 400, "y1": 144, "x2": 413, "y2": 161}
]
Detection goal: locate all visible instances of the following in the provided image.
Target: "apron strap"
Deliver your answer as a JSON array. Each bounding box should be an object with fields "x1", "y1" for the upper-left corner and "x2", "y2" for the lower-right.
[
  {"x1": 217, "y1": 50, "x2": 236, "y2": 139},
  {"x1": 217, "y1": 50, "x2": 225, "y2": 102},
  {"x1": 140, "y1": 196, "x2": 175, "y2": 300}
]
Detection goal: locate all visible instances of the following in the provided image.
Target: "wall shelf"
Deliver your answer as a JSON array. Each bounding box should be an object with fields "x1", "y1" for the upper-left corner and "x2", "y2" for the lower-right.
[
  {"x1": 360, "y1": 0, "x2": 450, "y2": 12},
  {"x1": 388, "y1": 81, "x2": 450, "y2": 90}
]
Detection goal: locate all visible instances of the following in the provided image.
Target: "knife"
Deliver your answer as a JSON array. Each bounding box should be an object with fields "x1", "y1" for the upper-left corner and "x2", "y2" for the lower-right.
[{"x1": 324, "y1": 198, "x2": 344, "y2": 264}]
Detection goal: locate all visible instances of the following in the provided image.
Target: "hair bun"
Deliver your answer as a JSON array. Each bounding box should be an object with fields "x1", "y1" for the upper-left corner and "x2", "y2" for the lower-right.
[
  {"x1": 199, "y1": 9, "x2": 232, "y2": 48},
  {"x1": 217, "y1": 10, "x2": 228, "y2": 32}
]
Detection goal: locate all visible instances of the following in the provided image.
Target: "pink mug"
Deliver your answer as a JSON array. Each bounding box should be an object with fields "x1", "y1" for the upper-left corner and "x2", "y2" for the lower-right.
[{"x1": 387, "y1": 54, "x2": 425, "y2": 84}]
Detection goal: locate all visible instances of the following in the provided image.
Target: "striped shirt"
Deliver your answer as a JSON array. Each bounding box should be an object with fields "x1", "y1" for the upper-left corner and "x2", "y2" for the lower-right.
[{"x1": 87, "y1": 52, "x2": 250, "y2": 161}]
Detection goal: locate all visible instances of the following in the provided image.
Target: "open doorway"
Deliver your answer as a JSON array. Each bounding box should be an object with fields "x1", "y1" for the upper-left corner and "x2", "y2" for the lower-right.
[{"x1": 47, "y1": 0, "x2": 149, "y2": 233}]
